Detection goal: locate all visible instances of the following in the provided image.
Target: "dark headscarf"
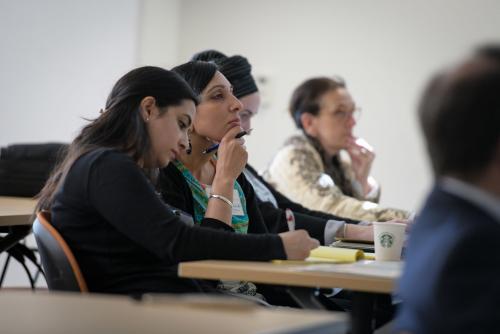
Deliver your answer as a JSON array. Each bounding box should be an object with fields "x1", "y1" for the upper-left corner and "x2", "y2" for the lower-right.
[{"x1": 191, "y1": 50, "x2": 258, "y2": 98}]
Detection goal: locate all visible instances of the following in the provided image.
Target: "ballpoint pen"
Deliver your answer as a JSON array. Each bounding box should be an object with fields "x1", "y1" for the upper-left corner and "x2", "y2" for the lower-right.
[
  {"x1": 285, "y1": 208, "x2": 295, "y2": 232},
  {"x1": 202, "y1": 129, "x2": 252, "y2": 154}
]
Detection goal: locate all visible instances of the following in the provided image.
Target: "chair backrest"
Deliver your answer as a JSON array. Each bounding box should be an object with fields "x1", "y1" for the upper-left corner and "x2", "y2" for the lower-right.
[
  {"x1": 33, "y1": 211, "x2": 88, "y2": 292},
  {"x1": 0, "y1": 143, "x2": 68, "y2": 197}
]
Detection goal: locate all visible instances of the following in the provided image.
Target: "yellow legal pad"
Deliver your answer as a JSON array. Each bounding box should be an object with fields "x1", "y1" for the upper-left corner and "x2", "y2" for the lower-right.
[
  {"x1": 273, "y1": 246, "x2": 375, "y2": 264},
  {"x1": 309, "y1": 246, "x2": 363, "y2": 262}
]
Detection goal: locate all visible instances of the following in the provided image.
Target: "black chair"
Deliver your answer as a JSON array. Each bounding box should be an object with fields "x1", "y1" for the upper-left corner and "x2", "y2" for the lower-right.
[
  {"x1": 0, "y1": 143, "x2": 68, "y2": 197},
  {"x1": 33, "y1": 211, "x2": 88, "y2": 292}
]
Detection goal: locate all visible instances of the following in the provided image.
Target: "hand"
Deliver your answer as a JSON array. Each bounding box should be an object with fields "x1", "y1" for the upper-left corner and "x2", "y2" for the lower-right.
[
  {"x1": 346, "y1": 137, "x2": 375, "y2": 194},
  {"x1": 344, "y1": 224, "x2": 374, "y2": 242},
  {"x1": 279, "y1": 230, "x2": 320, "y2": 260},
  {"x1": 214, "y1": 126, "x2": 248, "y2": 183}
]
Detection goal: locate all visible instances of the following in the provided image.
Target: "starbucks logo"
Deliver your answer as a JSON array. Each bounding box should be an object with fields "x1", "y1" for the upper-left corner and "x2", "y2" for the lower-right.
[{"x1": 379, "y1": 232, "x2": 394, "y2": 248}]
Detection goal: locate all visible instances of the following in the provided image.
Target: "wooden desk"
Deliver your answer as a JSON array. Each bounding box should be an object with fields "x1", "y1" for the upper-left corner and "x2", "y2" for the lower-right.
[
  {"x1": 179, "y1": 260, "x2": 402, "y2": 334},
  {"x1": 0, "y1": 196, "x2": 37, "y2": 226},
  {"x1": 0, "y1": 291, "x2": 348, "y2": 334},
  {"x1": 0, "y1": 196, "x2": 37, "y2": 254},
  {"x1": 179, "y1": 260, "x2": 400, "y2": 293}
]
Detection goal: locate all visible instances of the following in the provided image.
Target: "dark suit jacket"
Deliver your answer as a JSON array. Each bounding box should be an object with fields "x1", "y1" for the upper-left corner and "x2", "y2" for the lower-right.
[
  {"x1": 246, "y1": 164, "x2": 360, "y2": 244},
  {"x1": 395, "y1": 185, "x2": 500, "y2": 334},
  {"x1": 158, "y1": 163, "x2": 355, "y2": 245}
]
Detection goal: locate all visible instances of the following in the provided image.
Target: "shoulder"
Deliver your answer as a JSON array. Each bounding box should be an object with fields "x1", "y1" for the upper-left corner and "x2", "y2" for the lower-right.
[
  {"x1": 404, "y1": 186, "x2": 500, "y2": 281},
  {"x1": 70, "y1": 148, "x2": 135, "y2": 177},
  {"x1": 76, "y1": 148, "x2": 131, "y2": 167},
  {"x1": 282, "y1": 134, "x2": 317, "y2": 154},
  {"x1": 420, "y1": 186, "x2": 497, "y2": 227},
  {"x1": 283, "y1": 134, "x2": 309, "y2": 146},
  {"x1": 274, "y1": 134, "x2": 322, "y2": 167}
]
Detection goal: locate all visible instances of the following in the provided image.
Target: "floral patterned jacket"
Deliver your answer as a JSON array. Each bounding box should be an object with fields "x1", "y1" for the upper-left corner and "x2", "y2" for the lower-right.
[{"x1": 263, "y1": 134, "x2": 410, "y2": 222}]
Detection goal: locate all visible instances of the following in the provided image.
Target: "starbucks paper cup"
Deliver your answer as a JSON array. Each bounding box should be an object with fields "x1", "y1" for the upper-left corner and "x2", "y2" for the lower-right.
[{"x1": 373, "y1": 222, "x2": 405, "y2": 261}]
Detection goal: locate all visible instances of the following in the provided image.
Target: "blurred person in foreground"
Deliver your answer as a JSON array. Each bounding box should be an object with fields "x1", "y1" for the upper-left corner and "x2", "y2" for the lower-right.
[{"x1": 395, "y1": 45, "x2": 500, "y2": 333}]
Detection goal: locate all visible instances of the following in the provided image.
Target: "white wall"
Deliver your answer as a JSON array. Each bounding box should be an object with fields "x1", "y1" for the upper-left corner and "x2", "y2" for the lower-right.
[
  {"x1": 137, "y1": 0, "x2": 180, "y2": 68},
  {"x1": 0, "y1": 0, "x2": 140, "y2": 145},
  {"x1": 0, "y1": 0, "x2": 141, "y2": 287},
  {"x1": 176, "y1": 0, "x2": 500, "y2": 212}
]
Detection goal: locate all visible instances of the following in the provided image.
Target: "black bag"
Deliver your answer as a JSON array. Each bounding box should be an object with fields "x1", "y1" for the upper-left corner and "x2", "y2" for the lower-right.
[{"x1": 0, "y1": 143, "x2": 68, "y2": 197}]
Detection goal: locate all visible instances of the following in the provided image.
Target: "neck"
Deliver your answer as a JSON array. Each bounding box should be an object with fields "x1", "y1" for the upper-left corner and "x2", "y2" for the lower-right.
[
  {"x1": 306, "y1": 134, "x2": 340, "y2": 159},
  {"x1": 178, "y1": 132, "x2": 217, "y2": 181},
  {"x1": 474, "y1": 164, "x2": 500, "y2": 199},
  {"x1": 324, "y1": 148, "x2": 340, "y2": 160}
]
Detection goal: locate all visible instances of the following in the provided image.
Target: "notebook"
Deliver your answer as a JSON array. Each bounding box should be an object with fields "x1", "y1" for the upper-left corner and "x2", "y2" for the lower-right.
[
  {"x1": 306, "y1": 246, "x2": 374, "y2": 263},
  {"x1": 330, "y1": 238, "x2": 375, "y2": 253}
]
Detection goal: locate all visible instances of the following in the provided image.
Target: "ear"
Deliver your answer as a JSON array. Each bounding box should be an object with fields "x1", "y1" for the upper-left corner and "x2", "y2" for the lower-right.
[
  {"x1": 139, "y1": 96, "x2": 157, "y2": 122},
  {"x1": 300, "y1": 113, "x2": 318, "y2": 137}
]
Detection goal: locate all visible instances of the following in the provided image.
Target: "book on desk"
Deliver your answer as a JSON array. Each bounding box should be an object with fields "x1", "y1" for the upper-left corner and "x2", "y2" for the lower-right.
[
  {"x1": 330, "y1": 238, "x2": 375, "y2": 253},
  {"x1": 308, "y1": 246, "x2": 375, "y2": 262}
]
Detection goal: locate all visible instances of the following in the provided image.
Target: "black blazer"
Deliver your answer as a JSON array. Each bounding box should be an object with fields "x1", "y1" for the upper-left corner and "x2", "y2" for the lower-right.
[
  {"x1": 158, "y1": 163, "x2": 270, "y2": 235},
  {"x1": 395, "y1": 185, "x2": 500, "y2": 333},
  {"x1": 246, "y1": 164, "x2": 360, "y2": 223},
  {"x1": 159, "y1": 163, "x2": 358, "y2": 245},
  {"x1": 246, "y1": 164, "x2": 360, "y2": 244}
]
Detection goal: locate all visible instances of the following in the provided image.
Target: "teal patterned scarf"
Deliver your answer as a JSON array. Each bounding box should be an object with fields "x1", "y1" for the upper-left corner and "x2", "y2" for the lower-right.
[{"x1": 173, "y1": 160, "x2": 249, "y2": 234}]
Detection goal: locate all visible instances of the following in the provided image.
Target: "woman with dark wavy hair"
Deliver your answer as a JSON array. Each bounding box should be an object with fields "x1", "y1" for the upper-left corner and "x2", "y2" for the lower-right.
[{"x1": 158, "y1": 61, "x2": 319, "y2": 301}]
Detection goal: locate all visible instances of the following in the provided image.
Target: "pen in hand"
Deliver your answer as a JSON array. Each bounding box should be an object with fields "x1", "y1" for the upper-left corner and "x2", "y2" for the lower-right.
[
  {"x1": 202, "y1": 129, "x2": 252, "y2": 154},
  {"x1": 285, "y1": 208, "x2": 295, "y2": 231}
]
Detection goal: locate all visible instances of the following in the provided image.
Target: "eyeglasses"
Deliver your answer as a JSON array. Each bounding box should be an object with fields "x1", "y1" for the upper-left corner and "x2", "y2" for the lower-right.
[{"x1": 332, "y1": 107, "x2": 362, "y2": 122}]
